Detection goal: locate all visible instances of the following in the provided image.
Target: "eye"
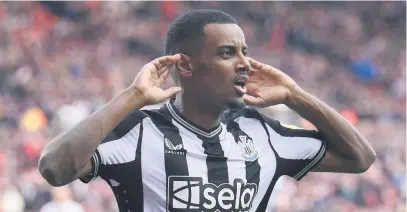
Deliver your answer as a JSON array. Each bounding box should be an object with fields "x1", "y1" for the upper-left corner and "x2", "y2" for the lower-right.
[
  {"x1": 221, "y1": 50, "x2": 233, "y2": 57},
  {"x1": 242, "y1": 50, "x2": 248, "y2": 56}
]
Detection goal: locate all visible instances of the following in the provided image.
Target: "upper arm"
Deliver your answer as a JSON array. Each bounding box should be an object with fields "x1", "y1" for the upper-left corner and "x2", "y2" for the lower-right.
[
  {"x1": 311, "y1": 147, "x2": 366, "y2": 173},
  {"x1": 79, "y1": 110, "x2": 147, "y2": 184}
]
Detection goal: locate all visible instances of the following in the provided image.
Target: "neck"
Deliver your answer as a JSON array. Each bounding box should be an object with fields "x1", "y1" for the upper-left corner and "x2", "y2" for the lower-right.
[{"x1": 173, "y1": 93, "x2": 222, "y2": 131}]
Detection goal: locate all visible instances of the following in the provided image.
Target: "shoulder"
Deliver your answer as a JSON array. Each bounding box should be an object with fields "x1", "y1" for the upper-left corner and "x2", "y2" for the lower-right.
[
  {"x1": 108, "y1": 106, "x2": 169, "y2": 139},
  {"x1": 112, "y1": 109, "x2": 149, "y2": 137},
  {"x1": 221, "y1": 106, "x2": 321, "y2": 139},
  {"x1": 221, "y1": 106, "x2": 263, "y2": 123},
  {"x1": 117, "y1": 104, "x2": 172, "y2": 129},
  {"x1": 221, "y1": 106, "x2": 280, "y2": 125}
]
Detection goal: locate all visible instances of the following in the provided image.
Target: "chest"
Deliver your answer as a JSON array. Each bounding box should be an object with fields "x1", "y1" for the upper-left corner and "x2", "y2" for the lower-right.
[
  {"x1": 141, "y1": 122, "x2": 277, "y2": 183},
  {"x1": 139, "y1": 124, "x2": 277, "y2": 211}
]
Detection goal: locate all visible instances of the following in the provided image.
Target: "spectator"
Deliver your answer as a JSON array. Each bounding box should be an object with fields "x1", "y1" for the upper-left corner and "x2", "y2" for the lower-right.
[{"x1": 39, "y1": 187, "x2": 84, "y2": 212}]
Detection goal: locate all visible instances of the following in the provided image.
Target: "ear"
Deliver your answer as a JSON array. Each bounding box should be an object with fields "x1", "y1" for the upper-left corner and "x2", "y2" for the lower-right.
[{"x1": 176, "y1": 53, "x2": 193, "y2": 78}]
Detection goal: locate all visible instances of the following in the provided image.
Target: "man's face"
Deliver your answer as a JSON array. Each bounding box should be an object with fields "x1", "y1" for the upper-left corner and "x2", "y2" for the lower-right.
[{"x1": 188, "y1": 23, "x2": 251, "y2": 110}]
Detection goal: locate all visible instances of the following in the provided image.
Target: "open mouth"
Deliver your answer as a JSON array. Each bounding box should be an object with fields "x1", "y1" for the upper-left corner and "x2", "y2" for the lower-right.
[{"x1": 233, "y1": 75, "x2": 248, "y2": 95}]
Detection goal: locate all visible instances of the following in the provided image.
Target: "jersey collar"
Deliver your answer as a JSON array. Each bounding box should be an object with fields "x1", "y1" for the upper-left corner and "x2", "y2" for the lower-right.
[{"x1": 165, "y1": 99, "x2": 222, "y2": 138}]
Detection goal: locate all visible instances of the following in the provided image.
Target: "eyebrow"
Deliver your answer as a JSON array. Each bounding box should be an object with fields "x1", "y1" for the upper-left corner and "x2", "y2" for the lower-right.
[{"x1": 217, "y1": 45, "x2": 248, "y2": 51}]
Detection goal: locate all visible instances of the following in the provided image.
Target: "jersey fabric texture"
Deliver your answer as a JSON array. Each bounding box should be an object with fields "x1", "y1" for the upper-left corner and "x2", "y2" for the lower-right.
[{"x1": 80, "y1": 99, "x2": 327, "y2": 212}]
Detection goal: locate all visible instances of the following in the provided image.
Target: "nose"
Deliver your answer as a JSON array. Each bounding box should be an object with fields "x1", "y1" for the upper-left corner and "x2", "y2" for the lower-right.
[{"x1": 236, "y1": 54, "x2": 250, "y2": 73}]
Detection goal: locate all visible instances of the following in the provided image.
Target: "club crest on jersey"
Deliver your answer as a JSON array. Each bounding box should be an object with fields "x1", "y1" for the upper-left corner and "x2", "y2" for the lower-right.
[
  {"x1": 237, "y1": 135, "x2": 258, "y2": 161},
  {"x1": 165, "y1": 138, "x2": 186, "y2": 155}
]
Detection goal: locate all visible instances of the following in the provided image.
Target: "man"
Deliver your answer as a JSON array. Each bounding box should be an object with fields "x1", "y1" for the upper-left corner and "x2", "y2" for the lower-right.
[{"x1": 38, "y1": 10, "x2": 376, "y2": 212}]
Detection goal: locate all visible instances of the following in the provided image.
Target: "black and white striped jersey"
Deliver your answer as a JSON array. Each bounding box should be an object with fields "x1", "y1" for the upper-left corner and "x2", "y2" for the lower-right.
[{"x1": 80, "y1": 99, "x2": 327, "y2": 212}]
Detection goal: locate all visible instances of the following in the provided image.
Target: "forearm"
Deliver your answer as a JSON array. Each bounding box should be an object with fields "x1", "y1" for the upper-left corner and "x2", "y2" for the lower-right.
[
  {"x1": 285, "y1": 86, "x2": 376, "y2": 168},
  {"x1": 39, "y1": 88, "x2": 146, "y2": 185}
]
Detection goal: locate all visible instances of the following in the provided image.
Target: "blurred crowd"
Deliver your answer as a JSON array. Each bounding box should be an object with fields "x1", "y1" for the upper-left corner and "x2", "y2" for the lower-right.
[{"x1": 0, "y1": 2, "x2": 405, "y2": 212}]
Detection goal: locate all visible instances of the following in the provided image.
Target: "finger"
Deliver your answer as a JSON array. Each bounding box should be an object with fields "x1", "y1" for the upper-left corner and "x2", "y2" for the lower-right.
[
  {"x1": 243, "y1": 95, "x2": 265, "y2": 106},
  {"x1": 162, "y1": 87, "x2": 182, "y2": 99},
  {"x1": 157, "y1": 66, "x2": 170, "y2": 77},
  {"x1": 152, "y1": 54, "x2": 181, "y2": 69},
  {"x1": 246, "y1": 57, "x2": 265, "y2": 71},
  {"x1": 158, "y1": 54, "x2": 181, "y2": 64},
  {"x1": 248, "y1": 69, "x2": 257, "y2": 77},
  {"x1": 158, "y1": 67, "x2": 170, "y2": 81},
  {"x1": 150, "y1": 54, "x2": 181, "y2": 74}
]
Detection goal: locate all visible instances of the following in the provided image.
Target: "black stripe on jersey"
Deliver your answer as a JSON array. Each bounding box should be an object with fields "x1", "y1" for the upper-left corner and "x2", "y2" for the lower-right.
[
  {"x1": 155, "y1": 107, "x2": 190, "y2": 210},
  {"x1": 226, "y1": 121, "x2": 260, "y2": 187},
  {"x1": 254, "y1": 117, "x2": 283, "y2": 212},
  {"x1": 198, "y1": 134, "x2": 229, "y2": 185},
  {"x1": 80, "y1": 110, "x2": 148, "y2": 184},
  {"x1": 255, "y1": 169, "x2": 282, "y2": 212},
  {"x1": 146, "y1": 107, "x2": 190, "y2": 210},
  {"x1": 133, "y1": 121, "x2": 144, "y2": 211},
  {"x1": 94, "y1": 120, "x2": 145, "y2": 212},
  {"x1": 152, "y1": 107, "x2": 189, "y2": 177},
  {"x1": 107, "y1": 122, "x2": 145, "y2": 212}
]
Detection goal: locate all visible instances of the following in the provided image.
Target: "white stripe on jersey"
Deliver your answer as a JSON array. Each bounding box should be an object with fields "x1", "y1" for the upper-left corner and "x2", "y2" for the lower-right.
[
  {"x1": 141, "y1": 118, "x2": 167, "y2": 212},
  {"x1": 97, "y1": 123, "x2": 141, "y2": 165},
  {"x1": 173, "y1": 121, "x2": 209, "y2": 184},
  {"x1": 267, "y1": 127, "x2": 323, "y2": 160},
  {"x1": 236, "y1": 117, "x2": 277, "y2": 212},
  {"x1": 220, "y1": 123, "x2": 247, "y2": 184}
]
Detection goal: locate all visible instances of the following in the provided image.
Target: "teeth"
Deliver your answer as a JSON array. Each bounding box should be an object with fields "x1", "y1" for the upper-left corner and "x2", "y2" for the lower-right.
[
  {"x1": 234, "y1": 77, "x2": 247, "y2": 87},
  {"x1": 236, "y1": 82, "x2": 245, "y2": 86}
]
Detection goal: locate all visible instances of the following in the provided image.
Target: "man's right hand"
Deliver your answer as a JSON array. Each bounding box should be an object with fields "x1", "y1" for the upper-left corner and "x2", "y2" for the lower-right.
[
  {"x1": 130, "y1": 54, "x2": 182, "y2": 106},
  {"x1": 39, "y1": 54, "x2": 183, "y2": 187}
]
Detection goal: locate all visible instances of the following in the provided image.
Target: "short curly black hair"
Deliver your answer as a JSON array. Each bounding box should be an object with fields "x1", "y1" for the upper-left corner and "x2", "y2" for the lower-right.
[{"x1": 164, "y1": 9, "x2": 238, "y2": 56}]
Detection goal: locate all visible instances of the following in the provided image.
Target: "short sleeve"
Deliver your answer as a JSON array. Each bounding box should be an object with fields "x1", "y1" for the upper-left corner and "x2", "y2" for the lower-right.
[
  {"x1": 79, "y1": 148, "x2": 102, "y2": 183},
  {"x1": 79, "y1": 110, "x2": 147, "y2": 183},
  {"x1": 261, "y1": 115, "x2": 327, "y2": 181}
]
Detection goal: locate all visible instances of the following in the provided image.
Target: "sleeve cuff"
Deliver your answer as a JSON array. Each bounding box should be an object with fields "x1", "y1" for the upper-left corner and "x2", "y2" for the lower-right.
[
  {"x1": 79, "y1": 150, "x2": 101, "y2": 183},
  {"x1": 294, "y1": 139, "x2": 327, "y2": 181}
]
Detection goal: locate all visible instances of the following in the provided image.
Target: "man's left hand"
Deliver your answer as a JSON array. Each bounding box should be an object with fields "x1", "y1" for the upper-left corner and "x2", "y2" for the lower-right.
[{"x1": 244, "y1": 57, "x2": 298, "y2": 107}]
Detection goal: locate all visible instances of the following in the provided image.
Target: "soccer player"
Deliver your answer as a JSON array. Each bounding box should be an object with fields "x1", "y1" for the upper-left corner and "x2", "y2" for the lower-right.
[{"x1": 38, "y1": 10, "x2": 376, "y2": 212}]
